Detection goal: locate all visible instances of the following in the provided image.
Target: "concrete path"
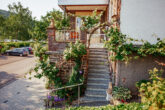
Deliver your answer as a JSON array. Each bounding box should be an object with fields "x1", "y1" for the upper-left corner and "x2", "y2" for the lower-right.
[
  {"x1": 0, "y1": 56, "x2": 48, "y2": 110},
  {"x1": 0, "y1": 55, "x2": 32, "y2": 66},
  {"x1": 0, "y1": 77, "x2": 48, "y2": 110},
  {"x1": 0, "y1": 55, "x2": 35, "y2": 88}
]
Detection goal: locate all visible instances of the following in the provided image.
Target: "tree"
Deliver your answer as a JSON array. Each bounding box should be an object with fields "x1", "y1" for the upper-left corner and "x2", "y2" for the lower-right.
[
  {"x1": 0, "y1": 15, "x2": 7, "y2": 40},
  {"x1": 30, "y1": 9, "x2": 70, "y2": 41},
  {"x1": 29, "y1": 20, "x2": 48, "y2": 41},
  {"x1": 4, "y1": 2, "x2": 34, "y2": 41},
  {"x1": 79, "y1": 10, "x2": 112, "y2": 48},
  {"x1": 41, "y1": 9, "x2": 70, "y2": 30}
]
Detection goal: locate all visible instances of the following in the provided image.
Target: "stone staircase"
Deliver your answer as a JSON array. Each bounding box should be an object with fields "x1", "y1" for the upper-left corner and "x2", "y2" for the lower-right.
[{"x1": 81, "y1": 48, "x2": 110, "y2": 105}]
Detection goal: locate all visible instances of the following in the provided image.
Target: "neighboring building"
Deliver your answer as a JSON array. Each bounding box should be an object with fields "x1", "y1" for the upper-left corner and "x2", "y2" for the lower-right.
[{"x1": 47, "y1": 0, "x2": 165, "y2": 94}]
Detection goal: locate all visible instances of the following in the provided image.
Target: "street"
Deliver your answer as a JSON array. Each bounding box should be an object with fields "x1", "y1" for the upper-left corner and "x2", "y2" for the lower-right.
[
  {"x1": 0, "y1": 56, "x2": 48, "y2": 110},
  {"x1": 0, "y1": 55, "x2": 35, "y2": 88}
]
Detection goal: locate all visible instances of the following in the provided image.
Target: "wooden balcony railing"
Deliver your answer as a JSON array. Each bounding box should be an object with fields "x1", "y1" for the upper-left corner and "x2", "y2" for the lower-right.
[{"x1": 56, "y1": 30, "x2": 80, "y2": 42}]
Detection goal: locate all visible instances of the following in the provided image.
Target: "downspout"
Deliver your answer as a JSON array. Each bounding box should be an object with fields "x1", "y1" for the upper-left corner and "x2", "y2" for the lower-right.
[{"x1": 115, "y1": 0, "x2": 121, "y2": 86}]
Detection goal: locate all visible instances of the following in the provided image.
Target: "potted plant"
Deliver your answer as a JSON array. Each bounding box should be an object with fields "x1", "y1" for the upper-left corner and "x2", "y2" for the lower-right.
[{"x1": 112, "y1": 86, "x2": 132, "y2": 105}]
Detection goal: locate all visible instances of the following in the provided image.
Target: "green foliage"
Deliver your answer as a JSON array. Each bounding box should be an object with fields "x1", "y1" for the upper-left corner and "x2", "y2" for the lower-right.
[
  {"x1": 29, "y1": 20, "x2": 48, "y2": 41},
  {"x1": 30, "y1": 9, "x2": 70, "y2": 41},
  {"x1": 63, "y1": 40, "x2": 87, "y2": 64},
  {"x1": 112, "y1": 86, "x2": 132, "y2": 101},
  {"x1": 41, "y1": 9, "x2": 70, "y2": 30},
  {"x1": 0, "y1": 42, "x2": 31, "y2": 54},
  {"x1": 31, "y1": 41, "x2": 86, "y2": 103},
  {"x1": 47, "y1": 103, "x2": 149, "y2": 110},
  {"x1": 104, "y1": 28, "x2": 165, "y2": 62},
  {"x1": 135, "y1": 80, "x2": 150, "y2": 89},
  {"x1": 139, "y1": 68, "x2": 165, "y2": 110},
  {"x1": 80, "y1": 10, "x2": 103, "y2": 32},
  {"x1": 1, "y1": 2, "x2": 34, "y2": 40}
]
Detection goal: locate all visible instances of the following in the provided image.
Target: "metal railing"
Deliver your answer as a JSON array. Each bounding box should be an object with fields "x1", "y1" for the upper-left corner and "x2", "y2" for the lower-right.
[
  {"x1": 56, "y1": 30, "x2": 80, "y2": 42},
  {"x1": 87, "y1": 34, "x2": 107, "y2": 48},
  {"x1": 46, "y1": 83, "x2": 83, "y2": 108}
]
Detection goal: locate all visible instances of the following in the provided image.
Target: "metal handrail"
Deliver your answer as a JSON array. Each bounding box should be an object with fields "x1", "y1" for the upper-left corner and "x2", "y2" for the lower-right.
[{"x1": 47, "y1": 83, "x2": 83, "y2": 108}]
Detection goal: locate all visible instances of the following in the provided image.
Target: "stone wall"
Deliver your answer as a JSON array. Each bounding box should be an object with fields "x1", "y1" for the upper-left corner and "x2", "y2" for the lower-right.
[
  {"x1": 46, "y1": 51, "x2": 76, "y2": 84},
  {"x1": 48, "y1": 42, "x2": 68, "y2": 52},
  {"x1": 115, "y1": 55, "x2": 165, "y2": 94}
]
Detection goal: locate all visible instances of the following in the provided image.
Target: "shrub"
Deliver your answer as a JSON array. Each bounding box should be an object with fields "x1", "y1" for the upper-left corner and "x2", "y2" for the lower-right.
[
  {"x1": 63, "y1": 40, "x2": 86, "y2": 64},
  {"x1": 47, "y1": 103, "x2": 149, "y2": 110},
  {"x1": 135, "y1": 80, "x2": 150, "y2": 89},
  {"x1": 139, "y1": 68, "x2": 165, "y2": 110},
  {"x1": 31, "y1": 40, "x2": 86, "y2": 104},
  {"x1": 112, "y1": 86, "x2": 132, "y2": 101},
  {"x1": 0, "y1": 42, "x2": 32, "y2": 54}
]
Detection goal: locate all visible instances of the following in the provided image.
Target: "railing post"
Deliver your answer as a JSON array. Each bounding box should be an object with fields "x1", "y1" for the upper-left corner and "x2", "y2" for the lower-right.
[{"x1": 78, "y1": 85, "x2": 80, "y2": 106}]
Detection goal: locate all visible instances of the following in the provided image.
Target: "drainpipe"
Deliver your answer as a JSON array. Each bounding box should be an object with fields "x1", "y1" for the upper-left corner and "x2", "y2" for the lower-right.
[{"x1": 64, "y1": 6, "x2": 67, "y2": 18}]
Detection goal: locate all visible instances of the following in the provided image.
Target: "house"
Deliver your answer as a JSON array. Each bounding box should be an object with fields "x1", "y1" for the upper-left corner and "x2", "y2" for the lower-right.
[
  {"x1": 108, "y1": 0, "x2": 165, "y2": 93},
  {"x1": 47, "y1": 0, "x2": 165, "y2": 102}
]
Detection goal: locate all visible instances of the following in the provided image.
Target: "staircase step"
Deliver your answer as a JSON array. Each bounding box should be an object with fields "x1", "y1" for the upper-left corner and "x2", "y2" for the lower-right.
[
  {"x1": 90, "y1": 52, "x2": 108, "y2": 55},
  {"x1": 87, "y1": 79, "x2": 110, "y2": 84},
  {"x1": 89, "y1": 58, "x2": 107, "y2": 62},
  {"x1": 88, "y1": 74, "x2": 110, "y2": 79},
  {"x1": 88, "y1": 77, "x2": 109, "y2": 81},
  {"x1": 87, "y1": 84, "x2": 108, "y2": 89},
  {"x1": 88, "y1": 69, "x2": 110, "y2": 74},
  {"x1": 87, "y1": 82, "x2": 108, "y2": 86},
  {"x1": 89, "y1": 61, "x2": 109, "y2": 65},
  {"x1": 88, "y1": 65, "x2": 109, "y2": 69},
  {"x1": 88, "y1": 72, "x2": 110, "y2": 76},
  {"x1": 89, "y1": 55, "x2": 108, "y2": 59},
  {"x1": 81, "y1": 48, "x2": 110, "y2": 103},
  {"x1": 87, "y1": 87, "x2": 107, "y2": 92},
  {"x1": 89, "y1": 50, "x2": 108, "y2": 53},
  {"x1": 76, "y1": 101, "x2": 109, "y2": 106},
  {"x1": 85, "y1": 94, "x2": 106, "y2": 98},
  {"x1": 85, "y1": 90, "x2": 106, "y2": 96},
  {"x1": 81, "y1": 96, "x2": 107, "y2": 102}
]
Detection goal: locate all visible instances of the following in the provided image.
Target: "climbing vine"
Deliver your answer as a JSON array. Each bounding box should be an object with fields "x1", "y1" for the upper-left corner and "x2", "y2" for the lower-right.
[
  {"x1": 104, "y1": 28, "x2": 165, "y2": 62},
  {"x1": 30, "y1": 40, "x2": 86, "y2": 104}
]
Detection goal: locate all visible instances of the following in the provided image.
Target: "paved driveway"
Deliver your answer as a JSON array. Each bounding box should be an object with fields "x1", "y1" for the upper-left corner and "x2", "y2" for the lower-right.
[
  {"x1": 0, "y1": 76, "x2": 48, "y2": 110},
  {"x1": 0, "y1": 55, "x2": 48, "y2": 110},
  {"x1": 0, "y1": 55, "x2": 35, "y2": 88},
  {"x1": 0, "y1": 55, "x2": 31, "y2": 66}
]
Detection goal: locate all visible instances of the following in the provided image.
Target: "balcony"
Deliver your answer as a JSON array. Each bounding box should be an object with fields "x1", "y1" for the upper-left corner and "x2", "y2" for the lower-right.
[
  {"x1": 58, "y1": 0, "x2": 109, "y2": 6},
  {"x1": 55, "y1": 30, "x2": 80, "y2": 42},
  {"x1": 58, "y1": 0, "x2": 109, "y2": 11}
]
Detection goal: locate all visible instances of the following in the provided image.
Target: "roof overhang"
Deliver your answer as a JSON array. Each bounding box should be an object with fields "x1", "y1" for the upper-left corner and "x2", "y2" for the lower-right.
[{"x1": 58, "y1": 0, "x2": 109, "y2": 11}]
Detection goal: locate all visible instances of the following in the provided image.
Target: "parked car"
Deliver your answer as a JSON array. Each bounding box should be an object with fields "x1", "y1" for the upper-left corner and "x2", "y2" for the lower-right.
[
  {"x1": 6, "y1": 48, "x2": 29, "y2": 56},
  {"x1": 23, "y1": 47, "x2": 33, "y2": 54}
]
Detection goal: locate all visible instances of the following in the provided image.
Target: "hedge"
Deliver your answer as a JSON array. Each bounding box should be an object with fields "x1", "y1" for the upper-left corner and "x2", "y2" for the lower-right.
[
  {"x1": 0, "y1": 42, "x2": 32, "y2": 54},
  {"x1": 48, "y1": 103, "x2": 149, "y2": 110}
]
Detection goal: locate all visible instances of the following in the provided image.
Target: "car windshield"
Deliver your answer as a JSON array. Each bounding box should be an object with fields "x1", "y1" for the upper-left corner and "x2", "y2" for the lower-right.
[{"x1": 16, "y1": 48, "x2": 24, "y2": 52}]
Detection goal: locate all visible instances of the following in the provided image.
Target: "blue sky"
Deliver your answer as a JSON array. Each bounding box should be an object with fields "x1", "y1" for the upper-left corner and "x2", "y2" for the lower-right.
[{"x1": 0, "y1": 0, "x2": 61, "y2": 19}]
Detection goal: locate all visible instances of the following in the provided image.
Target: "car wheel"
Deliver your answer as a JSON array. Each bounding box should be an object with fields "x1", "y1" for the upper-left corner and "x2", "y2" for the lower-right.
[{"x1": 20, "y1": 54, "x2": 23, "y2": 57}]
